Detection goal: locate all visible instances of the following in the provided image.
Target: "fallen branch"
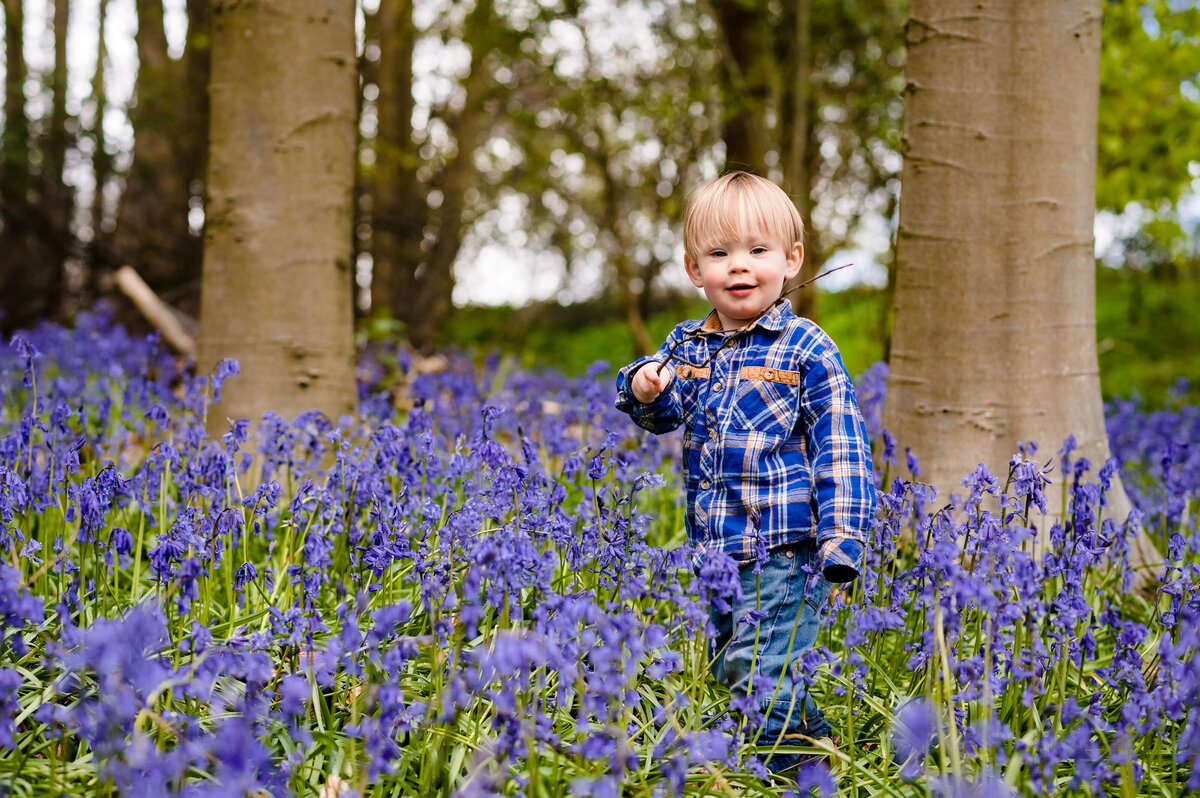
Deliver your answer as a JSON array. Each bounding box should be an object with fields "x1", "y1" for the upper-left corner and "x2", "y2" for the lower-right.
[{"x1": 113, "y1": 265, "x2": 197, "y2": 357}]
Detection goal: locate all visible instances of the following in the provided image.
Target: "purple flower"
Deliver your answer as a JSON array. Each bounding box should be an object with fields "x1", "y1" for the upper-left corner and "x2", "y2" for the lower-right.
[
  {"x1": 697, "y1": 551, "x2": 743, "y2": 614},
  {"x1": 0, "y1": 667, "x2": 22, "y2": 748},
  {"x1": 278, "y1": 673, "x2": 310, "y2": 718},
  {"x1": 892, "y1": 698, "x2": 938, "y2": 764},
  {"x1": 210, "y1": 358, "x2": 240, "y2": 402},
  {"x1": 234, "y1": 561, "x2": 258, "y2": 591},
  {"x1": 110, "y1": 526, "x2": 133, "y2": 556},
  {"x1": 0, "y1": 564, "x2": 45, "y2": 655},
  {"x1": 794, "y1": 760, "x2": 837, "y2": 797}
]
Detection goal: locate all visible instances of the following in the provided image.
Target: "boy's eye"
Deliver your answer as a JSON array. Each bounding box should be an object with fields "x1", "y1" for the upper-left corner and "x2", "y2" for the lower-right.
[
  {"x1": 710, "y1": 250, "x2": 727, "y2": 258},
  {"x1": 751, "y1": 246, "x2": 767, "y2": 255}
]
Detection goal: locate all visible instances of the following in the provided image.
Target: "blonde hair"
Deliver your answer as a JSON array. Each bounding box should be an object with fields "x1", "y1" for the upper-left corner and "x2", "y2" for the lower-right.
[{"x1": 683, "y1": 171, "x2": 805, "y2": 264}]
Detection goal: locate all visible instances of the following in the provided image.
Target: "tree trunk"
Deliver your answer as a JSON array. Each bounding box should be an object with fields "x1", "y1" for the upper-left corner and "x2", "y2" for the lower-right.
[
  {"x1": 0, "y1": 0, "x2": 32, "y2": 332},
  {"x1": 370, "y1": 0, "x2": 425, "y2": 329},
  {"x1": 390, "y1": 0, "x2": 495, "y2": 349},
  {"x1": 88, "y1": 0, "x2": 113, "y2": 285},
  {"x1": 711, "y1": 0, "x2": 772, "y2": 175},
  {"x1": 199, "y1": 0, "x2": 358, "y2": 432},
  {"x1": 42, "y1": 0, "x2": 72, "y2": 244},
  {"x1": 883, "y1": 1, "x2": 1159, "y2": 573},
  {"x1": 714, "y1": 0, "x2": 820, "y2": 322},
  {"x1": 113, "y1": 0, "x2": 201, "y2": 314},
  {"x1": 179, "y1": 0, "x2": 211, "y2": 275},
  {"x1": 779, "y1": 0, "x2": 817, "y2": 321},
  {"x1": 0, "y1": 0, "x2": 65, "y2": 331}
]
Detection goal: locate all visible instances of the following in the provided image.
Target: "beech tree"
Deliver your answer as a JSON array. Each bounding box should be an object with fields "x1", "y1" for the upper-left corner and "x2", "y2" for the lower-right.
[
  {"x1": 198, "y1": 0, "x2": 358, "y2": 431},
  {"x1": 883, "y1": 0, "x2": 1160, "y2": 573}
]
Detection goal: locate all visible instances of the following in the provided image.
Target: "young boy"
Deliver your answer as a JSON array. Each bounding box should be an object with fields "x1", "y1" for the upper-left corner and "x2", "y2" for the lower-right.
[{"x1": 614, "y1": 171, "x2": 876, "y2": 773}]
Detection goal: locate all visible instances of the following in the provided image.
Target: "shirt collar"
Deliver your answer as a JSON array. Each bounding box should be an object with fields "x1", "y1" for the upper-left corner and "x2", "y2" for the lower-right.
[{"x1": 690, "y1": 299, "x2": 795, "y2": 335}]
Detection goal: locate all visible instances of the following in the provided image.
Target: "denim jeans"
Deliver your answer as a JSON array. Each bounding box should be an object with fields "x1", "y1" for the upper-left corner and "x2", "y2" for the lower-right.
[{"x1": 710, "y1": 538, "x2": 834, "y2": 772}]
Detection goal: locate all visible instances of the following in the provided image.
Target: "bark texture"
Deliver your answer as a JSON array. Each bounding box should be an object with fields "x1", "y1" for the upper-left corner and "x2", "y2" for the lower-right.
[
  {"x1": 884, "y1": 1, "x2": 1156, "y2": 571},
  {"x1": 199, "y1": 0, "x2": 358, "y2": 431}
]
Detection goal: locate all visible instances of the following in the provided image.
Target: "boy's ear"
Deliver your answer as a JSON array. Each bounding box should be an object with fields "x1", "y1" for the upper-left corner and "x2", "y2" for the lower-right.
[
  {"x1": 785, "y1": 242, "x2": 804, "y2": 280},
  {"x1": 684, "y1": 254, "x2": 704, "y2": 288}
]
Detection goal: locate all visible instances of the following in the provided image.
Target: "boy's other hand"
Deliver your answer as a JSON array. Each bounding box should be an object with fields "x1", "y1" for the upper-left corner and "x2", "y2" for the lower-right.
[
  {"x1": 822, "y1": 563, "x2": 858, "y2": 583},
  {"x1": 632, "y1": 361, "x2": 674, "y2": 404}
]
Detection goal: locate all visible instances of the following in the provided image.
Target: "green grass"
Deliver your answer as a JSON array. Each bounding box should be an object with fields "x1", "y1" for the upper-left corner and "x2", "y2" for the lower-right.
[
  {"x1": 444, "y1": 266, "x2": 1200, "y2": 406},
  {"x1": 441, "y1": 286, "x2": 890, "y2": 382},
  {"x1": 1095, "y1": 265, "x2": 1200, "y2": 405}
]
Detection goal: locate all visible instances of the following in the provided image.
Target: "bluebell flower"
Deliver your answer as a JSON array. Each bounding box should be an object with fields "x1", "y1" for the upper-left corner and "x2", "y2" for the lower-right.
[
  {"x1": 233, "y1": 561, "x2": 258, "y2": 592},
  {"x1": 0, "y1": 667, "x2": 22, "y2": 748},
  {"x1": 108, "y1": 525, "x2": 133, "y2": 557},
  {"x1": 697, "y1": 551, "x2": 743, "y2": 614},
  {"x1": 0, "y1": 563, "x2": 45, "y2": 655},
  {"x1": 19, "y1": 537, "x2": 42, "y2": 565},
  {"x1": 278, "y1": 673, "x2": 310, "y2": 718},
  {"x1": 892, "y1": 697, "x2": 938, "y2": 765},
  {"x1": 905, "y1": 446, "x2": 921, "y2": 477},
  {"x1": 209, "y1": 358, "x2": 240, "y2": 403},
  {"x1": 794, "y1": 760, "x2": 837, "y2": 797}
]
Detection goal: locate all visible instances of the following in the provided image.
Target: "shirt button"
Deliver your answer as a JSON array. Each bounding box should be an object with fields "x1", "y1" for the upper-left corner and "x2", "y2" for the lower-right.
[
  {"x1": 700, "y1": 479, "x2": 711, "y2": 490},
  {"x1": 713, "y1": 382, "x2": 723, "y2": 392}
]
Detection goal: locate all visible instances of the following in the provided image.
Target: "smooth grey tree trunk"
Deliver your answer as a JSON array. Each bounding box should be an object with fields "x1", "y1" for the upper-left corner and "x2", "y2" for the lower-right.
[
  {"x1": 883, "y1": 0, "x2": 1160, "y2": 578},
  {"x1": 199, "y1": 0, "x2": 358, "y2": 433}
]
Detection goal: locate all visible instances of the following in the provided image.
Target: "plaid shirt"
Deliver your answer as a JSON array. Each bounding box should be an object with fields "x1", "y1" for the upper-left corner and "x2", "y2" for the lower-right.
[{"x1": 615, "y1": 301, "x2": 876, "y2": 580}]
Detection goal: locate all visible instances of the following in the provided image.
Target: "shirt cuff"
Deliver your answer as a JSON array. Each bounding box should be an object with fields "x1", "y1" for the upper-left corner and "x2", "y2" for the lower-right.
[{"x1": 817, "y1": 536, "x2": 863, "y2": 583}]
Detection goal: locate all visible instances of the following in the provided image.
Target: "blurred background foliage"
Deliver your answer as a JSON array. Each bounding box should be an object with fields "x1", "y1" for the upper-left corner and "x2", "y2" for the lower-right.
[{"x1": 0, "y1": 0, "x2": 1197, "y2": 402}]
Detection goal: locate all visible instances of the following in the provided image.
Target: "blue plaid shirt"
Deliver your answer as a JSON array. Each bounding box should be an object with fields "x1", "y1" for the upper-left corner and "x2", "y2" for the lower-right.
[{"x1": 615, "y1": 301, "x2": 876, "y2": 581}]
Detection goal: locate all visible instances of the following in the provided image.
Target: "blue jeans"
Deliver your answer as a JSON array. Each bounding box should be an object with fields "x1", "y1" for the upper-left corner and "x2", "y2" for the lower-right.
[{"x1": 710, "y1": 539, "x2": 834, "y2": 772}]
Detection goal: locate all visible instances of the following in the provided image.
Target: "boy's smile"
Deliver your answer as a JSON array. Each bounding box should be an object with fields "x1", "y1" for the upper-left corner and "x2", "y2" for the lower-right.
[{"x1": 685, "y1": 235, "x2": 804, "y2": 330}]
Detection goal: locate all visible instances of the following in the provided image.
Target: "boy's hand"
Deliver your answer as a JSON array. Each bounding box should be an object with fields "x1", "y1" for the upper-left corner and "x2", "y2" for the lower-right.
[{"x1": 632, "y1": 361, "x2": 674, "y2": 404}]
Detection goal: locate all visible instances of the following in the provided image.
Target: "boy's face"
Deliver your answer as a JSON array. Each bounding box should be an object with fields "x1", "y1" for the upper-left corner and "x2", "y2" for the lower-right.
[{"x1": 684, "y1": 232, "x2": 803, "y2": 330}]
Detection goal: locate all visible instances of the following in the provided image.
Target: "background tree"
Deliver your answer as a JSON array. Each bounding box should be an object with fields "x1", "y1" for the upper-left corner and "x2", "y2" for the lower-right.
[
  {"x1": 1094, "y1": 0, "x2": 1200, "y2": 383},
  {"x1": 0, "y1": 0, "x2": 71, "y2": 332},
  {"x1": 365, "y1": 0, "x2": 531, "y2": 349},
  {"x1": 1097, "y1": 0, "x2": 1199, "y2": 217},
  {"x1": 111, "y1": 0, "x2": 210, "y2": 317},
  {"x1": 708, "y1": 0, "x2": 906, "y2": 319},
  {"x1": 198, "y1": 0, "x2": 358, "y2": 429},
  {"x1": 882, "y1": 0, "x2": 1160, "y2": 572},
  {"x1": 40, "y1": 0, "x2": 70, "y2": 286},
  {"x1": 494, "y1": 0, "x2": 721, "y2": 356},
  {"x1": 1, "y1": 0, "x2": 35, "y2": 332},
  {"x1": 86, "y1": 0, "x2": 112, "y2": 291}
]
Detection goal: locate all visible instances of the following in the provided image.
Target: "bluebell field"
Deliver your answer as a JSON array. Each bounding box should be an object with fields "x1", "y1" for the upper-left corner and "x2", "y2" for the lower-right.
[{"x1": 0, "y1": 308, "x2": 1198, "y2": 797}]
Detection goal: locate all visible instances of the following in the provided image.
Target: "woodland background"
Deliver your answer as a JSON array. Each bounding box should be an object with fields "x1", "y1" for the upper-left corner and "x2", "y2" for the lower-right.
[
  {"x1": 0, "y1": 0, "x2": 1198, "y2": 401},
  {"x1": 2, "y1": 3, "x2": 1200, "y2": 793}
]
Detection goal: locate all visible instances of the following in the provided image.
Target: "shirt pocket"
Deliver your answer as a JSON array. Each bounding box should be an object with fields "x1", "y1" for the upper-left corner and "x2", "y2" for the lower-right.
[
  {"x1": 675, "y1": 365, "x2": 709, "y2": 428},
  {"x1": 728, "y1": 366, "x2": 801, "y2": 435}
]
